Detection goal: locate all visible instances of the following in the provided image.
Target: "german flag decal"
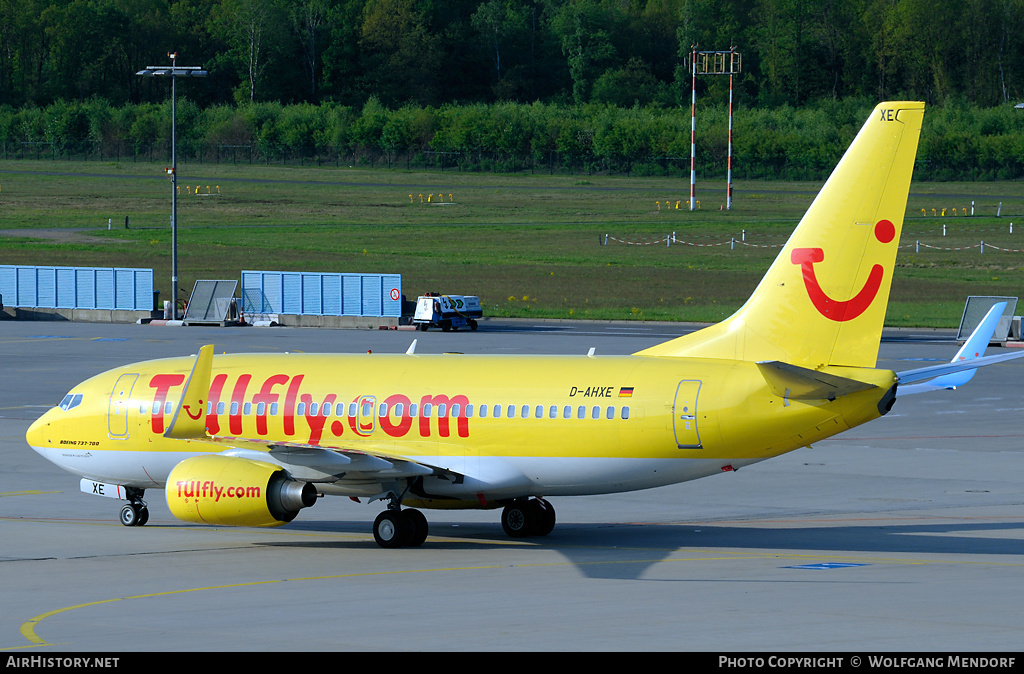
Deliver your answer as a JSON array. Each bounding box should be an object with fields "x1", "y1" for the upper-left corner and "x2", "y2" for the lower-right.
[{"x1": 618, "y1": 387, "x2": 634, "y2": 397}]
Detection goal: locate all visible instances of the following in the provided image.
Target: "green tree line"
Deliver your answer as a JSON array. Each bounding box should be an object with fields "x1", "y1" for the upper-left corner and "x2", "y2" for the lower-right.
[
  {"x1": 3, "y1": 96, "x2": 1023, "y2": 180},
  {"x1": 2, "y1": 0, "x2": 1023, "y2": 109}
]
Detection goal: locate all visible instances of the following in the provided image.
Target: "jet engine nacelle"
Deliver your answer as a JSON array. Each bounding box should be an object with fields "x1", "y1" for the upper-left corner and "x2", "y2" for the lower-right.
[{"x1": 166, "y1": 454, "x2": 317, "y2": 527}]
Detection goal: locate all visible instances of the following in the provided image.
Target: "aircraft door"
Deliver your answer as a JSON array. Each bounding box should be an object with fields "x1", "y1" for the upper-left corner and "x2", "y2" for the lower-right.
[
  {"x1": 672, "y1": 380, "x2": 702, "y2": 449},
  {"x1": 108, "y1": 374, "x2": 138, "y2": 439}
]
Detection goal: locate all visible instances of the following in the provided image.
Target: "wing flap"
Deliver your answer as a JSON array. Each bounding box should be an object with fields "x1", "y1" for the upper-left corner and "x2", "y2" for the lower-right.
[{"x1": 195, "y1": 435, "x2": 436, "y2": 481}]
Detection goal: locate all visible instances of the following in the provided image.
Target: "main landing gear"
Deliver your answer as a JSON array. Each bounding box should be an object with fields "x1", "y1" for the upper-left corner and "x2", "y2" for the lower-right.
[
  {"x1": 373, "y1": 507, "x2": 428, "y2": 548},
  {"x1": 501, "y1": 497, "x2": 556, "y2": 538},
  {"x1": 370, "y1": 496, "x2": 556, "y2": 548},
  {"x1": 119, "y1": 488, "x2": 149, "y2": 527}
]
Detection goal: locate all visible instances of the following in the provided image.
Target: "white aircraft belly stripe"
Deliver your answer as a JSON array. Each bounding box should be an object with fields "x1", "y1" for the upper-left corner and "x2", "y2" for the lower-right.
[{"x1": 30, "y1": 443, "x2": 757, "y2": 497}]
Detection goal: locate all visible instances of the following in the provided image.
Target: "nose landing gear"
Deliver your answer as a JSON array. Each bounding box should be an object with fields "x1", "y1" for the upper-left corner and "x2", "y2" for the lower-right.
[{"x1": 119, "y1": 488, "x2": 149, "y2": 527}]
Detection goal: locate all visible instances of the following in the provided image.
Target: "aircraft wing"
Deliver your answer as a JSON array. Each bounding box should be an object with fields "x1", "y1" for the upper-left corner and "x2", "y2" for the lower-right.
[
  {"x1": 896, "y1": 351, "x2": 1024, "y2": 387},
  {"x1": 193, "y1": 434, "x2": 441, "y2": 482},
  {"x1": 897, "y1": 302, "x2": 1024, "y2": 394}
]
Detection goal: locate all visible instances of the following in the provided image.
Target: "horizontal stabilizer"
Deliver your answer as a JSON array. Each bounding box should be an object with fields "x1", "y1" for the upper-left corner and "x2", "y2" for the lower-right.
[{"x1": 757, "y1": 361, "x2": 879, "y2": 401}]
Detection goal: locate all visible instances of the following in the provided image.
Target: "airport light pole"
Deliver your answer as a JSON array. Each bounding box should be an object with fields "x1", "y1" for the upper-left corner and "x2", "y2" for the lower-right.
[{"x1": 136, "y1": 54, "x2": 207, "y2": 320}]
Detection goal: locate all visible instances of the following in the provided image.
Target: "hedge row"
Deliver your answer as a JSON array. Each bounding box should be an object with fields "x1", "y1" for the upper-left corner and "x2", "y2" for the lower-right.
[{"x1": 2, "y1": 98, "x2": 1022, "y2": 179}]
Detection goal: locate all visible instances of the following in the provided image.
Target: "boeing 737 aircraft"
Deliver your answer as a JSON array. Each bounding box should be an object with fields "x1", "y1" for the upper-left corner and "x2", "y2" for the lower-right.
[{"x1": 25, "y1": 102, "x2": 1024, "y2": 547}]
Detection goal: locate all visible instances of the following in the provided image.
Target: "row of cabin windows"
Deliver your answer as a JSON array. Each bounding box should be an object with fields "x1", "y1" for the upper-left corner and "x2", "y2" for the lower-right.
[{"x1": 142, "y1": 399, "x2": 632, "y2": 421}]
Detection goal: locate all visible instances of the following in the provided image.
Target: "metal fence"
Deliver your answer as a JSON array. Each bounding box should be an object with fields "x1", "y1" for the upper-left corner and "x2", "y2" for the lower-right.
[
  {"x1": 0, "y1": 265, "x2": 154, "y2": 310},
  {"x1": 241, "y1": 270, "x2": 402, "y2": 317}
]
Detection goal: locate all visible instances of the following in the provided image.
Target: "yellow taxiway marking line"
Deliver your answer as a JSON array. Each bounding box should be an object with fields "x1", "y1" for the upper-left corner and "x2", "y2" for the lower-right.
[
  {"x1": 8, "y1": 552, "x2": 765, "y2": 648},
  {"x1": 0, "y1": 491, "x2": 61, "y2": 498},
  {"x1": 11, "y1": 543, "x2": 1024, "y2": 649}
]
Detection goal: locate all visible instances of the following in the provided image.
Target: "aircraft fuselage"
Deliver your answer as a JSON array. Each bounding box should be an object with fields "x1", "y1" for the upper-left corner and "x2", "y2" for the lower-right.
[{"x1": 27, "y1": 352, "x2": 896, "y2": 505}]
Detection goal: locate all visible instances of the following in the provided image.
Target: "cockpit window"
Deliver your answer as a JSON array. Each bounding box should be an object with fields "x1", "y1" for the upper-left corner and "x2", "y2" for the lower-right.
[{"x1": 58, "y1": 393, "x2": 83, "y2": 411}]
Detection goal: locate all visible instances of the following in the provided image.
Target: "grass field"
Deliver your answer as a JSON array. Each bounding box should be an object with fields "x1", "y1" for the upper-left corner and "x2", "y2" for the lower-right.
[{"x1": 1, "y1": 159, "x2": 1023, "y2": 327}]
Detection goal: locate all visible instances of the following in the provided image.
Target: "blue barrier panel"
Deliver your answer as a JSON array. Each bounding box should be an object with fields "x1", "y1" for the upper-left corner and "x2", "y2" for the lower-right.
[
  {"x1": 75, "y1": 268, "x2": 95, "y2": 308},
  {"x1": 56, "y1": 268, "x2": 75, "y2": 307},
  {"x1": 322, "y1": 274, "x2": 341, "y2": 315},
  {"x1": 241, "y1": 270, "x2": 402, "y2": 317},
  {"x1": 341, "y1": 274, "x2": 361, "y2": 316},
  {"x1": 281, "y1": 272, "x2": 301, "y2": 314},
  {"x1": 0, "y1": 265, "x2": 153, "y2": 311},
  {"x1": 17, "y1": 266, "x2": 37, "y2": 306}
]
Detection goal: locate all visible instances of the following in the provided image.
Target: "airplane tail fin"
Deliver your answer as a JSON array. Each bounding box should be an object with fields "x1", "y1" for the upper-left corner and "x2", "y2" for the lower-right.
[{"x1": 636, "y1": 102, "x2": 924, "y2": 368}]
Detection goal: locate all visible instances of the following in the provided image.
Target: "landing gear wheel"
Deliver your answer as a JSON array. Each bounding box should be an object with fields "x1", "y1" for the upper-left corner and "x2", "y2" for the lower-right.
[
  {"x1": 532, "y1": 498, "x2": 556, "y2": 537},
  {"x1": 119, "y1": 503, "x2": 145, "y2": 527},
  {"x1": 119, "y1": 488, "x2": 148, "y2": 527},
  {"x1": 373, "y1": 511, "x2": 409, "y2": 548},
  {"x1": 502, "y1": 498, "x2": 556, "y2": 538},
  {"x1": 501, "y1": 500, "x2": 534, "y2": 538},
  {"x1": 402, "y1": 508, "x2": 429, "y2": 547}
]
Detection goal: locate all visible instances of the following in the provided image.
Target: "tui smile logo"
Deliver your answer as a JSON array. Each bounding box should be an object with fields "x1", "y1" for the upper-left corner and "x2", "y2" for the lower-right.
[
  {"x1": 183, "y1": 400, "x2": 204, "y2": 420},
  {"x1": 791, "y1": 220, "x2": 895, "y2": 322}
]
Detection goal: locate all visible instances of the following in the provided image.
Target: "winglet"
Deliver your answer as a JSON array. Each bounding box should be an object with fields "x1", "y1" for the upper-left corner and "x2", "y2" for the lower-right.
[{"x1": 164, "y1": 344, "x2": 214, "y2": 439}]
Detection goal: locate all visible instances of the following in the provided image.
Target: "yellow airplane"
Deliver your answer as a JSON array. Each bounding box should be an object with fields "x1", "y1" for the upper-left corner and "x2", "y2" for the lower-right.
[{"x1": 24, "y1": 101, "x2": 1022, "y2": 548}]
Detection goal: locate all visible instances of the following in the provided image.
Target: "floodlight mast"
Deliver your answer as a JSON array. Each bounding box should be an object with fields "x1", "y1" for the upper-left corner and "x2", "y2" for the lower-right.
[
  {"x1": 135, "y1": 53, "x2": 207, "y2": 320},
  {"x1": 690, "y1": 48, "x2": 742, "y2": 211}
]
